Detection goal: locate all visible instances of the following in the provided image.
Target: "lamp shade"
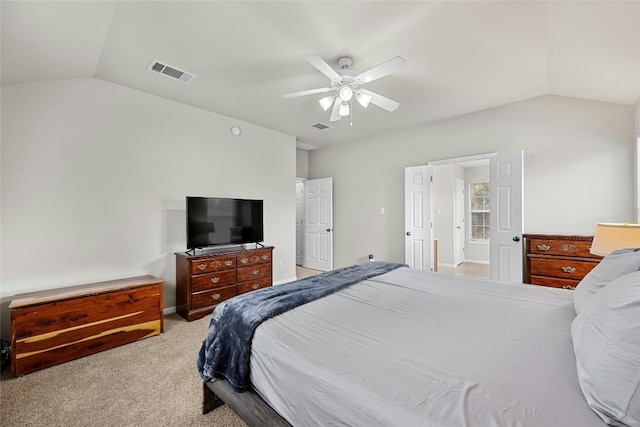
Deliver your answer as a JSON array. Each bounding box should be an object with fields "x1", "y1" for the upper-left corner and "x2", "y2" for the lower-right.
[
  {"x1": 318, "y1": 96, "x2": 334, "y2": 111},
  {"x1": 338, "y1": 102, "x2": 350, "y2": 117},
  {"x1": 590, "y1": 222, "x2": 640, "y2": 256}
]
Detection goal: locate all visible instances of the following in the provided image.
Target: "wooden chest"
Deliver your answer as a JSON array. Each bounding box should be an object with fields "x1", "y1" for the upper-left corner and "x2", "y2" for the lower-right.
[
  {"x1": 523, "y1": 234, "x2": 602, "y2": 290},
  {"x1": 176, "y1": 246, "x2": 273, "y2": 321},
  {"x1": 9, "y1": 275, "x2": 164, "y2": 377}
]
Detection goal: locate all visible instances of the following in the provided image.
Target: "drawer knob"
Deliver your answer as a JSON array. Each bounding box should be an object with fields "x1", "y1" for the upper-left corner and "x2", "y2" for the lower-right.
[
  {"x1": 241, "y1": 258, "x2": 249, "y2": 264},
  {"x1": 252, "y1": 269, "x2": 260, "y2": 275},
  {"x1": 211, "y1": 277, "x2": 220, "y2": 284},
  {"x1": 262, "y1": 255, "x2": 269, "y2": 261},
  {"x1": 225, "y1": 260, "x2": 233, "y2": 267},
  {"x1": 561, "y1": 266, "x2": 576, "y2": 273},
  {"x1": 197, "y1": 264, "x2": 207, "y2": 270},
  {"x1": 562, "y1": 285, "x2": 576, "y2": 291},
  {"x1": 212, "y1": 293, "x2": 221, "y2": 300},
  {"x1": 252, "y1": 284, "x2": 260, "y2": 290},
  {"x1": 537, "y1": 244, "x2": 550, "y2": 251}
]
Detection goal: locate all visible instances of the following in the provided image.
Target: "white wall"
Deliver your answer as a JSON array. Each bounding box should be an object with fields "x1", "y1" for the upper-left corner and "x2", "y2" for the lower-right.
[
  {"x1": 296, "y1": 149, "x2": 309, "y2": 179},
  {"x1": 308, "y1": 95, "x2": 635, "y2": 268},
  {"x1": 432, "y1": 165, "x2": 457, "y2": 266},
  {"x1": 1, "y1": 78, "x2": 297, "y2": 334}
]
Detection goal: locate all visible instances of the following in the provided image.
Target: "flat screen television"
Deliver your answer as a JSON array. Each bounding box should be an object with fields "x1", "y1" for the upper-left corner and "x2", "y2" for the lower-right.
[{"x1": 186, "y1": 197, "x2": 264, "y2": 250}]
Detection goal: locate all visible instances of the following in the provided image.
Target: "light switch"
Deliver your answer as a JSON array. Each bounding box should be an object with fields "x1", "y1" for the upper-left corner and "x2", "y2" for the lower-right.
[{"x1": 380, "y1": 208, "x2": 385, "y2": 214}]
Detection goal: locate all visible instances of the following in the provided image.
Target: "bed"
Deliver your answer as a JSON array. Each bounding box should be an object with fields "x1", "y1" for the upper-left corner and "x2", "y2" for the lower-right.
[{"x1": 198, "y1": 251, "x2": 640, "y2": 427}]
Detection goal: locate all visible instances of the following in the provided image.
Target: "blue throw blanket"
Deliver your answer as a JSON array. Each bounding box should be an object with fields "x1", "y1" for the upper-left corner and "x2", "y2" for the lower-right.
[{"x1": 197, "y1": 261, "x2": 407, "y2": 392}]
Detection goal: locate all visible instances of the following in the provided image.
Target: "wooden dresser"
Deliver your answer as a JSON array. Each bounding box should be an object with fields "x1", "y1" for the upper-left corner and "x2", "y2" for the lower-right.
[
  {"x1": 10, "y1": 275, "x2": 164, "y2": 377},
  {"x1": 176, "y1": 245, "x2": 273, "y2": 321},
  {"x1": 524, "y1": 234, "x2": 602, "y2": 290}
]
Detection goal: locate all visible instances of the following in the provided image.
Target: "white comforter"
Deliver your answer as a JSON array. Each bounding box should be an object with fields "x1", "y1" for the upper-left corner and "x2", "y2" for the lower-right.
[{"x1": 249, "y1": 268, "x2": 604, "y2": 427}]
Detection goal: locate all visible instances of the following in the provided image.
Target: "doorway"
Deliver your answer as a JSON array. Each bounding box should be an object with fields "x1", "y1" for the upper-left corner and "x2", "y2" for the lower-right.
[
  {"x1": 433, "y1": 159, "x2": 490, "y2": 279},
  {"x1": 405, "y1": 151, "x2": 523, "y2": 282},
  {"x1": 295, "y1": 177, "x2": 334, "y2": 272}
]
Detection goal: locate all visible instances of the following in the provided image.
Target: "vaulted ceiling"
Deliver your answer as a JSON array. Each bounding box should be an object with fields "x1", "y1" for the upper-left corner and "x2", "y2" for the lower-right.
[{"x1": 2, "y1": 1, "x2": 639, "y2": 149}]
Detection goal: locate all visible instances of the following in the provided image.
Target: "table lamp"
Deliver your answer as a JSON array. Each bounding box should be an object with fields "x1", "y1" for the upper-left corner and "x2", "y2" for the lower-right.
[{"x1": 590, "y1": 222, "x2": 640, "y2": 256}]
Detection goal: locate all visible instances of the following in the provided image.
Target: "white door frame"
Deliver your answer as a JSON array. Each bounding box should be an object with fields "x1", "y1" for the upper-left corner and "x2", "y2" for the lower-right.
[
  {"x1": 454, "y1": 178, "x2": 465, "y2": 266},
  {"x1": 295, "y1": 178, "x2": 305, "y2": 266}
]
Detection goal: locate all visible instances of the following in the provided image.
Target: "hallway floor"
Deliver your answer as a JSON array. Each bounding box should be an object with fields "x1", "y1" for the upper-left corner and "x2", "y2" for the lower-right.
[{"x1": 438, "y1": 262, "x2": 489, "y2": 279}]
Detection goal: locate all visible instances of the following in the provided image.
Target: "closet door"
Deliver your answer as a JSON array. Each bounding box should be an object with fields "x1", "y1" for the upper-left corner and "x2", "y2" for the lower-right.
[
  {"x1": 304, "y1": 177, "x2": 333, "y2": 271},
  {"x1": 405, "y1": 165, "x2": 433, "y2": 270}
]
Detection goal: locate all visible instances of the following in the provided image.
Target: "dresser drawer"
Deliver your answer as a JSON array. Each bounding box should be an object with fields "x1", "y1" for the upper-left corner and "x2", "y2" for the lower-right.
[
  {"x1": 528, "y1": 238, "x2": 598, "y2": 258},
  {"x1": 237, "y1": 264, "x2": 271, "y2": 282},
  {"x1": 529, "y1": 275, "x2": 581, "y2": 290},
  {"x1": 237, "y1": 249, "x2": 272, "y2": 266},
  {"x1": 191, "y1": 285, "x2": 236, "y2": 309},
  {"x1": 237, "y1": 277, "x2": 272, "y2": 295},
  {"x1": 191, "y1": 270, "x2": 236, "y2": 292},
  {"x1": 190, "y1": 256, "x2": 236, "y2": 274},
  {"x1": 529, "y1": 257, "x2": 597, "y2": 280}
]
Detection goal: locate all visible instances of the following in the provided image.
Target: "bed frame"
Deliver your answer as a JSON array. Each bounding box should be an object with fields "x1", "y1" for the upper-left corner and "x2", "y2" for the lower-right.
[{"x1": 202, "y1": 380, "x2": 291, "y2": 427}]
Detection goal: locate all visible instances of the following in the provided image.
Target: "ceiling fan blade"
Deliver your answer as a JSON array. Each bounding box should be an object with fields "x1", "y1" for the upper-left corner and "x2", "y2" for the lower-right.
[
  {"x1": 355, "y1": 56, "x2": 407, "y2": 85},
  {"x1": 282, "y1": 87, "x2": 333, "y2": 99},
  {"x1": 329, "y1": 97, "x2": 342, "y2": 122},
  {"x1": 358, "y1": 89, "x2": 400, "y2": 112},
  {"x1": 303, "y1": 54, "x2": 341, "y2": 81}
]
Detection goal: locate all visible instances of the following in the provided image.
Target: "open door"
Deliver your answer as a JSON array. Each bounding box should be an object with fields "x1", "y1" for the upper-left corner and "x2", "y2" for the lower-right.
[
  {"x1": 303, "y1": 177, "x2": 333, "y2": 271},
  {"x1": 405, "y1": 165, "x2": 433, "y2": 270},
  {"x1": 295, "y1": 180, "x2": 305, "y2": 265},
  {"x1": 489, "y1": 151, "x2": 524, "y2": 282}
]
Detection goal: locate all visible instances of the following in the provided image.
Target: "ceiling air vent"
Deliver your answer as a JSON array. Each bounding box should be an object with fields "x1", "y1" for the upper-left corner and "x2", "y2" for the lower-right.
[
  {"x1": 311, "y1": 122, "x2": 332, "y2": 131},
  {"x1": 147, "y1": 60, "x2": 196, "y2": 84}
]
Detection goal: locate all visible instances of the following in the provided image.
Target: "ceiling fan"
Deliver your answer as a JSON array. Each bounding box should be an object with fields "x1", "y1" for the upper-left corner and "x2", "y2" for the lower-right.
[{"x1": 282, "y1": 54, "x2": 407, "y2": 122}]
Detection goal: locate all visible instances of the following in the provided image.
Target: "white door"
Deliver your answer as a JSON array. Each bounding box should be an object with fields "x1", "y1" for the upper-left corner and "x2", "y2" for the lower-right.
[
  {"x1": 304, "y1": 177, "x2": 333, "y2": 271},
  {"x1": 455, "y1": 178, "x2": 465, "y2": 266},
  {"x1": 405, "y1": 165, "x2": 433, "y2": 270},
  {"x1": 295, "y1": 180, "x2": 305, "y2": 265},
  {"x1": 489, "y1": 151, "x2": 524, "y2": 282}
]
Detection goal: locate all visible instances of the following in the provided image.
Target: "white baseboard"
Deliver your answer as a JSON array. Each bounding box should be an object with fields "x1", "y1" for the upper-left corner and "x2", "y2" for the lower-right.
[
  {"x1": 438, "y1": 263, "x2": 456, "y2": 269},
  {"x1": 464, "y1": 259, "x2": 490, "y2": 265},
  {"x1": 164, "y1": 306, "x2": 176, "y2": 315},
  {"x1": 274, "y1": 276, "x2": 297, "y2": 286}
]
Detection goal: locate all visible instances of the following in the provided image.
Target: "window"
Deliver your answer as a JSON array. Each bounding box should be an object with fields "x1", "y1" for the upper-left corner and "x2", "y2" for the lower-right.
[{"x1": 470, "y1": 182, "x2": 490, "y2": 240}]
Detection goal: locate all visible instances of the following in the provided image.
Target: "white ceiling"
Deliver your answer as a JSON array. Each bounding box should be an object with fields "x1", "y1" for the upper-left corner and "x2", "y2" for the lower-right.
[{"x1": 2, "y1": 1, "x2": 639, "y2": 150}]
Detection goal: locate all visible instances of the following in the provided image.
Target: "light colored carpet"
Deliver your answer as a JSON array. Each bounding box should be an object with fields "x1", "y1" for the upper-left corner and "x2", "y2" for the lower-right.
[{"x1": 0, "y1": 314, "x2": 248, "y2": 427}]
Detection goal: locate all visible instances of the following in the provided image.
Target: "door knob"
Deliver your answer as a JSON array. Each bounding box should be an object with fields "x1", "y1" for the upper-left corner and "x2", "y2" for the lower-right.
[
  {"x1": 406, "y1": 232, "x2": 411, "y2": 236},
  {"x1": 513, "y1": 236, "x2": 521, "y2": 242},
  {"x1": 326, "y1": 229, "x2": 331, "y2": 232}
]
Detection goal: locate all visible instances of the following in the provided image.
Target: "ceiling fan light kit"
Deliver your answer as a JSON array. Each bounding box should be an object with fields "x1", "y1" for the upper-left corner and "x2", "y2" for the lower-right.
[
  {"x1": 338, "y1": 102, "x2": 350, "y2": 118},
  {"x1": 318, "y1": 96, "x2": 334, "y2": 111},
  {"x1": 282, "y1": 54, "x2": 406, "y2": 123}
]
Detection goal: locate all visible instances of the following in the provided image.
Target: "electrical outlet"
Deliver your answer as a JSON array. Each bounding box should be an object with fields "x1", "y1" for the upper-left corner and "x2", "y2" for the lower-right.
[{"x1": 279, "y1": 260, "x2": 284, "y2": 268}]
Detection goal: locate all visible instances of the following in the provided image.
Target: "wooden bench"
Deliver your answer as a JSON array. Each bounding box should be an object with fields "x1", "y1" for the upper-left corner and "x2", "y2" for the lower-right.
[{"x1": 9, "y1": 275, "x2": 163, "y2": 377}]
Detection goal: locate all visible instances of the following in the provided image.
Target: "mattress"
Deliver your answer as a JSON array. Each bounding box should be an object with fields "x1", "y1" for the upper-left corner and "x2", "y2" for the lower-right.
[{"x1": 249, "y1": 267, "x2": 604, "y2": 427}]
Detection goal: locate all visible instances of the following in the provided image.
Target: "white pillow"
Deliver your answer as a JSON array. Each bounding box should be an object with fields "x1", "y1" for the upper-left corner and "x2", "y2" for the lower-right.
[
  {"x1": 571, "y1": 270, "x2": 640, "y2": 426},
  {"x1": 574, "y1": 248, "x2": 640, "y2": 314}
]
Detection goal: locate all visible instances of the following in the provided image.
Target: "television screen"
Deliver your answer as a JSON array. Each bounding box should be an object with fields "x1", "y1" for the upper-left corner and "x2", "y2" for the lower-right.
[{"x1": 186, "y1": 197, "x2": 264, "y2": 249}]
